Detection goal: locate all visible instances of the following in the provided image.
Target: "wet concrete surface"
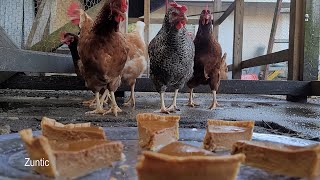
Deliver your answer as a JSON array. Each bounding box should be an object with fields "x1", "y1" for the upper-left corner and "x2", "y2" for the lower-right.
[{"x1": 0, "y1": 89, "x2": 319, "y2": 141}]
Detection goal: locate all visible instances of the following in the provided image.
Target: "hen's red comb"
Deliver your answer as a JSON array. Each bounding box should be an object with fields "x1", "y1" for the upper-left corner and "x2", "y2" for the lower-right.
[
  {"x1": 67, "y1": 2, "x2": 80, "y2": 17},
  {"x1": 169, "y1": 2, "x2": 187, "y2": 13},
  {"x1": 205, "y1": 5, "x2": 209, "y2": 15}
]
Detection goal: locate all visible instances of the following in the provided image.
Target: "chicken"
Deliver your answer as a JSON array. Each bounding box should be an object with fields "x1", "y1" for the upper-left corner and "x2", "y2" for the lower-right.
[
  {"x1": 68, "y1": 0, "x2": 129, "y2": 116},
  {"x1": 121, "y1": 21, "x2": 147, "y2": 108},
  {"x1": 186, "y1": 6, "x2": 225, "y2": 110},
  {"x1": 60, "y1": 32, "x2": 108, "y2": 107},
  {"x1": 60, "y1": 32, "x2": 82, "y2": 77},
  {"x1": 148, "y1": 2, "x2": 195, "y2": 114},
  {"x1": 61, "y1": 22, "x2": 146, "y2": 110}
]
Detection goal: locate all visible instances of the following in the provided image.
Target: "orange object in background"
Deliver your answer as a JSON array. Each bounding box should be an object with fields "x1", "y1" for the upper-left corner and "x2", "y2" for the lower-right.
[{"x1": 241, "y1": 74, "x2": 259, "y2": 80}]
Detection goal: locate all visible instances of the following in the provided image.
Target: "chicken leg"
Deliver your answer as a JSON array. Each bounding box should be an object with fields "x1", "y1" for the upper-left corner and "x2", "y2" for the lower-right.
[
  {"x1": 85, "y1": 92, "x2": 108, "y2": 115},
  {"x1": 208, "y1": 90, "x2": 219, "y2": 110},
  {"x1": 84, "y1": 92, "x2": 110, "y2": 109},
  {"x1": 103, "y1": 91, "x2": 122, "y2": 117},
  {"x1": 155, "y1": 92, "x2": 170, "y2": 114},
  {"x1": 187, "y1": 88, "x2": 200, "y2": 107},
  {"x1": 123, "y1": 84, "x2": 136, "y2": 108},
  {"x1": 167, "y1": 89, "x2": 180, "y2": 112}
]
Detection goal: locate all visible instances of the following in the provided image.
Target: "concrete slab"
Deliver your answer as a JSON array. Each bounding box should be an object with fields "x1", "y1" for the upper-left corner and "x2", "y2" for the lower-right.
[{"x1": 0, "y1": 89, "x2": 319, "y2": 141}]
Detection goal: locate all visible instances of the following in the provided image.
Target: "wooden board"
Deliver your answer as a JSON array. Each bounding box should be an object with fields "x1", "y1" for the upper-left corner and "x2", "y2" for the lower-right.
[
  {"x1": 232, "y1": 0, "x2": 244, "y2": 79},
  {"x1": 0, "y1": 75, "x2": 312, "y2": 96},
  {"x1": 26, "y1": 0, "x2": 52, "y2": 48},
  {"x1": 287, "y1": 0, "x2": 305, "y2": 81}
]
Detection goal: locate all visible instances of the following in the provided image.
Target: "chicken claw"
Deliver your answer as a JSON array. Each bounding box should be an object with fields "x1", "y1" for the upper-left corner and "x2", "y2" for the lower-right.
[
  {"x1": 187, "y1": 88, "x2": 200, "y2": 107},
  {"x1": 103, "y1": 106, "x2": 122, "y2": 117},
  {"x1": 85, "y1": 108, "x2": 108, "y2": 115},
  {"x1": 123, "y1": 84, "x2": 136, "y2": 109},
  {"x1": 102, "y1": 91, "x2": 123, "y2": 117},
  {"x1": 167, "y1": 104, "x2": 180, "y2": 112},
  {"x1": 154, "y1": 108, "x2": 170, "y2": 114},
  {"x1": 208, "y1": 90, "x2": 219, "y2": 110},
  {"x1": 187, "y1": 101, "x2": 200, "y2": 107},
  {"x1": 123, "y1": 98, "x2": 135, "y2": 108}
]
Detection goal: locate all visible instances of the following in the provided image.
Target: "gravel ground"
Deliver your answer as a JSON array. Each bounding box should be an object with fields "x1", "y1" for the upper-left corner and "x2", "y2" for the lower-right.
[{"x1": 0, "y1": 89, "x2": 319, "y2": 141}]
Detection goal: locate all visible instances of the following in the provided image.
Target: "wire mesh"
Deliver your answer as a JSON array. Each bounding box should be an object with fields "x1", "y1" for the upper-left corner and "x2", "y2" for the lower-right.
[{"x1": 0, "y1": 0, "x2": 104, "y2": 52}]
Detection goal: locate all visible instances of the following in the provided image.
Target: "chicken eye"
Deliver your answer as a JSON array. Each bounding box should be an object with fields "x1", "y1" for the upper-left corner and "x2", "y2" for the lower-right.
[{"x1": 172, "y1": 12, "x2": 178, "y2": 16}]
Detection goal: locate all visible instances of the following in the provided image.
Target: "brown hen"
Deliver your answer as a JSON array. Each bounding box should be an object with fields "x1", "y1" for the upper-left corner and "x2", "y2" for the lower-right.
[
  {"x1": 69, "y1": 0, "x2": 129, "y2": 116},
  {"x1": 187, "y1": 7, "x2": 226, "y2": 110}
]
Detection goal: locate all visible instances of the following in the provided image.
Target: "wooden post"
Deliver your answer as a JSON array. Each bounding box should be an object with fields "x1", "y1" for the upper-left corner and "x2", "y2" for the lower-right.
[
  {"x1": 144, "y1": 0, "x2": 150, "y2": 77},
  {"x1": 232, "y1": 0, "x2": 244, "y2": 79},
  {"x1": 303, "y1": 0, "x2": 320, "y2": 81},
  {"x1": 213, "y1": 0, "x2": 222, "y2": 40},
  {"x1": 261, "y1": 0, "x2": 282, "y2": 80},
  {"x1": 287, "y1": 0, "x2": 307, "y2": 102},
  {"x1": 120, "y1": 0, "x2": 129, "y2": 33},
  {"x1": 288, "y1": 0, "x2": 305, "y2": 81}
]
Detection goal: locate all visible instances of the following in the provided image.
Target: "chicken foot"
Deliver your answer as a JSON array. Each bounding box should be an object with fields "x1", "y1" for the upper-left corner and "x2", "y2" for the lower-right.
[
  {"x1": 85, "y1": 92, "x2": 108, "y2": 115},
  {"x1": 187, "y1": 88, "x2": 200, "y2": 107},
  {"x1": 167, "y1": 89, "x2": 180, "y2": 112},
  {"x1": 154, "y1": 92, "x2": 170, "y2": 114},
  {"x1": 85, "y1": 90, "x2": 110, "y2": 109},
  {"x1": 123, "y1": 84, "x2": 136, "y2": 108},
  {"x1": 103, "y1": 91, "x2": 122, "y2": 117},
  {"x1": 208, "y1": 90, "x2": 219, "y2": 110}
]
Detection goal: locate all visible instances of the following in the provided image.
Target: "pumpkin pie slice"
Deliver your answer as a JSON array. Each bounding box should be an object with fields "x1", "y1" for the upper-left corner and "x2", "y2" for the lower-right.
[
  {"x1": 232, "y1": 140, "x2": 320, "y2": 178},
  {"x1": 19, "y1": 129, "x2": 123, "y2": 179},
  {"x1": 203, "y1": 119, "x2": 254, "y2": 151},
  {"x1": 136, "y1": 150, "x2": 245, "y2": 180},
  {"x1": 136, "y1": 113, "x2": 180, "y2": 151},
  {"x1": 41, "y1": 117, "x2": 106, "y2": 143},
  {"x1": 158, "y1": 141, "x2": 216, "y2": 156}
]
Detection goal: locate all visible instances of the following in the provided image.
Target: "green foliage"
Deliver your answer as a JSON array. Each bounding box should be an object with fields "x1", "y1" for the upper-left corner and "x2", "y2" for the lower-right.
[{"x1": 128, "y1": 23, "x2": 136, "y2": 33}]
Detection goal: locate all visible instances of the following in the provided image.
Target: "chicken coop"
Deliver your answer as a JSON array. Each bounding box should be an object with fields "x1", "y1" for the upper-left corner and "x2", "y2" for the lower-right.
[{"x1": 0, "y1": 0, "x2": 319, "y2": 102}]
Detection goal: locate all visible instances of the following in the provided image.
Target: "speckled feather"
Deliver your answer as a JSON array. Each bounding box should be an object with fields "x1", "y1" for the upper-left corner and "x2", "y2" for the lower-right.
[{"x1": 148, "y1": 8, "x2": 195, "y2": 93}]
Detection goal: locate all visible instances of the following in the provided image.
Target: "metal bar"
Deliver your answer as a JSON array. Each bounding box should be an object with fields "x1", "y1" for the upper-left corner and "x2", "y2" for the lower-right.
[
  {"x1": 0, "y1": 47, "x2": 74, "y2": 73},
  {"x1": 213, "y1": 0, "x2": 222, "y2": 40},
  {"x1": 216, "y1": 1, "x2": 236, "y2": 25},
  {"x1": 144, "y1": 0, "x2": 151, "y2": 78},
  {"x1": 232, "y1": 0, "x2": 244, "y2": 79},
  {"x1": 0, "y1": 76, "x2": 312, "y2": 96},
  {"x1": 262, "y1": 0, "x2": 283, "y2": 80}
]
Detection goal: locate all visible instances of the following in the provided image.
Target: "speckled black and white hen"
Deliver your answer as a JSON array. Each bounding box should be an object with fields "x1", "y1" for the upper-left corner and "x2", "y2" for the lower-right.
[{"x1": 148, "y1": 2, "x2": 195, "y2": 114}]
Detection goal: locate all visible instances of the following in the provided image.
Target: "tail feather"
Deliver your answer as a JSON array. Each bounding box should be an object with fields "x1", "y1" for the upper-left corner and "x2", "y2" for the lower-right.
[{"x1": 220, "y1": 53, "x2": 228, "y2": 80}]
